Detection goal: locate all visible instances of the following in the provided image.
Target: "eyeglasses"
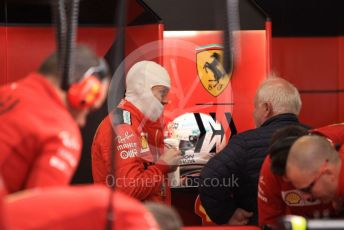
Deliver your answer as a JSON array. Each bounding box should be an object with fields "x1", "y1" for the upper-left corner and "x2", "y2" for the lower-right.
[{"x1": 298, "y1": 160, "x2": 328, "y2": 194}]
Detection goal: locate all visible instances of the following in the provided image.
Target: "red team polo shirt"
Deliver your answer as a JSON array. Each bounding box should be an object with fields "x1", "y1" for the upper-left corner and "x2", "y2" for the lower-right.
[
  {"x1": 313, "y1": 124, "x2": 344, "y2": 198},
  {"x1": 258, "y1": 157, "x2": 335, "y2": 227},
  {"x1": 312, "y1": 123, "x2": 344, "y2": 145},
  {"x1": 258, "y1": 123, "x2": 344, "y2": 227},
  {"x1": 0, "y1": 73, "x2": 81, "y2": 193}
]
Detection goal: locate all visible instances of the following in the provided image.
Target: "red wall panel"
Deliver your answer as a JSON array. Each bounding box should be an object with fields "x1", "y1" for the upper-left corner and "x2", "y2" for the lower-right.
[
  {"x1": 0, "y1": 26, "x2": 113, "y2": 86},
  {"x1": 272, "y1": 38, "x2": 338, "y2": 89},
  {"x1": 0, "y1": 24, "x2": 163, "y2": 86},
  {"x1": 272, "y1": 37, "x2": 344, "y2": 127},
  {"x1": 300, "y1": 94, "x2": 338, "y2": 127}
]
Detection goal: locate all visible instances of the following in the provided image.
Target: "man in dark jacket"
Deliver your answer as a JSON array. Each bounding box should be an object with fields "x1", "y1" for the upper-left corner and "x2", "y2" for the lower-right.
[{"x1": 199, "y1": 76, "x2": 304, "y2": 225}]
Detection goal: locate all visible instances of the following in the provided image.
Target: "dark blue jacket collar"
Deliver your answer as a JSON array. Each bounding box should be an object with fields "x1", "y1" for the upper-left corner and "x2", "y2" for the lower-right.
[{"x1": 261, "y1": 113, "x2": 299, "y2": 127}]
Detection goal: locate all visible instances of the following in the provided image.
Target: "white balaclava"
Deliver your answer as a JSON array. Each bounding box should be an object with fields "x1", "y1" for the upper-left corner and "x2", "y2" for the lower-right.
[{"x1": 125, "y1": 61, "x2": 171, "y2": 121}]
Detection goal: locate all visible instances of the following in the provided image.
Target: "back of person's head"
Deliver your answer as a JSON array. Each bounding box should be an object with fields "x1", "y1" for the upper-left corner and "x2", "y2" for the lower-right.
[
  {"x1": 144, "y1": 202, "x2": 182, "y2": 230},
  {"x1": 124, "y1": 61, "x2": 171, "y2": 121},
  {"x1": 255, "y1": 74, "x2": 302, "y2": 116},
  {"x1": 38, "y1": 44, "x2": 110, "y2": 113},
  {"x1": 269, "y1": 126, "x2": 308, "y2": 176},
  {"x1": 288, "y1": 135, "x2": 340, "y2": 174},
  {"x1": 38, "y1": 44, "x2": 108, "y2": 85}
]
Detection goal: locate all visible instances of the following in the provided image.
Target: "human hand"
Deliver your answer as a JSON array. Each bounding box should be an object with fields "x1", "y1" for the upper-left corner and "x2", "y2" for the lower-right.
[
  {"x1": 227, "y1": 208, "x2": 253, "y2": 225},
  {"x1": 158, "y1": 147, "x2": 182, "y2": 171},
  {"x1": 164, "y1": 138, "x2": 180, "y2": 149}
]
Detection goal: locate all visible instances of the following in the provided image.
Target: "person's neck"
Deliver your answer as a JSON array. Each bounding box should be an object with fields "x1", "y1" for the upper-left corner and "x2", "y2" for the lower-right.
[{"x1": 45, "y1": 75, "x2": 68, "y2": 107}]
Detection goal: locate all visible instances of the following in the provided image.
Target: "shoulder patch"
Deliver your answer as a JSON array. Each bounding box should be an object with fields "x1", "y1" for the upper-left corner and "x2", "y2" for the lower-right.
[
  {"x1": 111, "y1": 108, "x2": 131, "y2": 126},
  {"x1": 123, "y1": 110, "x2": 131, "y2": 125}
]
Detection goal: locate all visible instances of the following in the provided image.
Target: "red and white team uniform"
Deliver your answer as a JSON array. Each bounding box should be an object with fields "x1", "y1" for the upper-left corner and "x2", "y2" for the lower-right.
[
  {"x1": 258, "y1": 123, "x2": 344, "y2": 227},
  {"x1": 0, "y1": 73, "x2": 81, "y2": 193},
  {"x1": 92, "y1": 61, "x2": 173, "y2": 204}
]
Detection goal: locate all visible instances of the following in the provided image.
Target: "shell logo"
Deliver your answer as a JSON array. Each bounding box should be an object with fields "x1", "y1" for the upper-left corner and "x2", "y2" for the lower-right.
[{"x1": 285, "y1": 192, "x2": 302, "y2": 205}]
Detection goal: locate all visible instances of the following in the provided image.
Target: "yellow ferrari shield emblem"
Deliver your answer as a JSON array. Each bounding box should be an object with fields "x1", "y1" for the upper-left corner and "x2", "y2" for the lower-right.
[{"x1": 196, "y1": 45, "x2": 232, "y2": 97}]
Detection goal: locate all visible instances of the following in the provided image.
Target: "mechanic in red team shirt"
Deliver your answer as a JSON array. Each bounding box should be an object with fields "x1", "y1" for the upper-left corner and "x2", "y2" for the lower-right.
[
  {"x1": 92, "y1": 60, "x2": 181, "y2": 204},
  {"x1": 258, "y1": 124, "x2": 344, "y2": 229},
  {"x1": 0, "y1": 45, "x2": 110, "y2": 193},
  {"x1": 286, "y1": 124, "x2": 344, "y2": 217}
]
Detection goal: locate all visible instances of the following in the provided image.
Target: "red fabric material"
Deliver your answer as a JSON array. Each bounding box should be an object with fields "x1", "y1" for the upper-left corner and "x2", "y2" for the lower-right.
[
  {"x1": 336, "y1": 148, "x2": 344, "y2": 197},
  {"x1": 311, "y1": 123, "x2": 344, "y2": 145},
  {"x1": 312, "y1": 123, "x2": 344, "y2": 197},
  {"x1": 92, "y1": 99, "x2": 171, "y2": 204},
  {"x1": 258, "y1": 123, "x2": 344, "y2": 227},
  {"x1": 5, "y1": 185, "x2": 158, "y2": 230},
  {"x1": 0, "y1": 73, "x2": 81, "y2": 193},
  {"x1": 0, "y1": 177, "x2": 7, "y2": 230},
  {"x1": 182, "y1": 227, "x2": 260, "y2": 230},
  {"x1": 258, "y1": 157, "x2": 335, "y2": 228}
]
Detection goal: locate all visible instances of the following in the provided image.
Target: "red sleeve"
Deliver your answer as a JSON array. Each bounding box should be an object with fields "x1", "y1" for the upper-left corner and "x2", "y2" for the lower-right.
[
  {"x1": 258, "y1": 156, "x2": 286, "y2": 228},
  {"x1": 92, "y1": 120, "x2": 112, "y2": 184},
  {"x1": 5, "y1": 185, "x2": 158, "y2": 230},
  {"x1": 311, "y1": 123, "x2": 344, "y2": 145},
  {"x1": 25, "y1": 131, "x2": 81, "y2": 189},
  {"x1": 92, "y1": 119, "x2": 170, "y2": 201},
  {"x1": 0, "y1": 177, "x2": 6, "y2": 230}
]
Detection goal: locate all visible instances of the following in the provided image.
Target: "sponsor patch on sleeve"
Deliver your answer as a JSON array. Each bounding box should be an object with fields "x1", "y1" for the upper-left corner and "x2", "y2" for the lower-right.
[
  {"x1": 140, "y1": 132, "x2": 150, "y2": 153},
  {"x1": 123, "y1": 110, "x2": 131, "y2": 125}
]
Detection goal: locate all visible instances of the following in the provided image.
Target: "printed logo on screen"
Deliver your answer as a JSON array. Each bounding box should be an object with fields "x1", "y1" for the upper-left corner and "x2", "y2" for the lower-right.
[{"x1": 196, "y1": 44, "x2": 232, "y2": 97}]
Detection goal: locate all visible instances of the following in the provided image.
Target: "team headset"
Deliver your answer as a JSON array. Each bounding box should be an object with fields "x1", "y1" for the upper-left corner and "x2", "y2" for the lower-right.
[{"x1": 67, "y1": 58, "x2": 109, "y2": 110}]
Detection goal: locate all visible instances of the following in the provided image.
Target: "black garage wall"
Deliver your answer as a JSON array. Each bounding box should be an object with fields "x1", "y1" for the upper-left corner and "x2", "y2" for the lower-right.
[
  {"x1": 143, "y1": 0, "x2": 265, "y2": 30},
  {"x1": 144, "y1": 0, "x2": 344, "y2": 36}
]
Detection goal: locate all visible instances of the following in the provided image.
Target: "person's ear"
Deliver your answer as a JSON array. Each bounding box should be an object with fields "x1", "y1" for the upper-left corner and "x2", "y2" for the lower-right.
[{"x1": 262, "y1": 102, "x2": 273, "y2": 117}]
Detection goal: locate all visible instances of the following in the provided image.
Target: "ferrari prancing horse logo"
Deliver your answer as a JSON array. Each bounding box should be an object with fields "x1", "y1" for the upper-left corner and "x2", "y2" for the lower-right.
[{"x1": 196, "y1": 45, "x2": 232, "y2": 97}]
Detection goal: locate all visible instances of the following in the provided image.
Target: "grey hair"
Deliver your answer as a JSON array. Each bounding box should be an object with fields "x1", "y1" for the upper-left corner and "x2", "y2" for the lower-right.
[{"x1": 255, "y1": 74, "x2": 302, "y2": 115}]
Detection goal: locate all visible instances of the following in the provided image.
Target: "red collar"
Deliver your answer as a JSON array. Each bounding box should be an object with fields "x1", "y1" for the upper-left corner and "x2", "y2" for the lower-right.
[
  {"x1": 27, "y1": 73, "x2": 67, "y2": 109},
  {"x1": 118, "y1": 99, "x2": 164, "y2": 128}
]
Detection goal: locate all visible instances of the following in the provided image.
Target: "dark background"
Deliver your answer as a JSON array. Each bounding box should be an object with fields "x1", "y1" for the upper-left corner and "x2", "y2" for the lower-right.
[
  {"x1": 144, "y1": 0, "x2": 344, "y2": 36},
  {"x1": 2, "y1": 0, "x2": 344, "y2": 36}
]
